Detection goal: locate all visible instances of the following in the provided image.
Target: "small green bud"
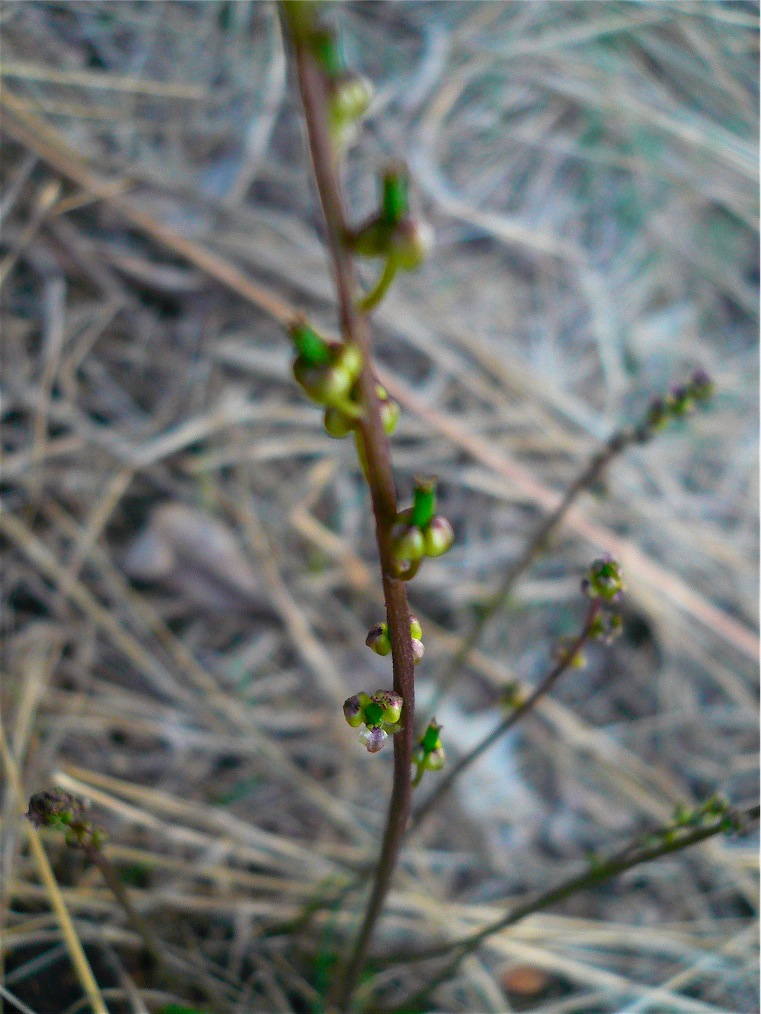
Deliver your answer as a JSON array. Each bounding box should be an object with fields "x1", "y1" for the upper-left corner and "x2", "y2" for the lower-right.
[
  {"x1": 366, "y1": 622, "x2": 392, "y2": 656},
  {"x1": 292, "y1": 358, "x2": 353, "y2": 407},
  {"x1": 373, "y1": 689, "x2": 403, "y2": 725},
  {"x1": 376, "y1": 385, "x2": 400, "y2": 434},
  {"x1": 336, "y1": 342, "x2": 363, "y2": 384},
  {"x1": 423, "y1": 745, "x2": 445, "y2": 771},
  {"x1": 390, "y1": 216, "x2": 433, "y2": 271},
  {"x1": 324, "y1": 406, "x2": 356, "y2": 438},
  {"x1": 343, "y1": 694, "x2": 365, "y2": 728},
  {"x1": 347, "y1": 217, "x2": 394, "y2": 258},
  {"x1": 329, "y1": 71, "x2": 373, "y2": 141},
  {"x1": 409, "y1": 616, "x2": 422, "y2": 640},
  {"x1": 584, "y1": 555, "x2": 625, "y2": 602},
  {"x1": 390, "y1": 523, "x2": 426, "y2": 563},
  {"x1": 423, "y1": 515, "x2": 454, "y2": 558}
]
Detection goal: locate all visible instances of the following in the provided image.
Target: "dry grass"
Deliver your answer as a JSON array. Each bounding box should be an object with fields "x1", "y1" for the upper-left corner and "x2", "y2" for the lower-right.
[{"x1": 0, "y1": 2, "x2": 758, "y2": 1012}]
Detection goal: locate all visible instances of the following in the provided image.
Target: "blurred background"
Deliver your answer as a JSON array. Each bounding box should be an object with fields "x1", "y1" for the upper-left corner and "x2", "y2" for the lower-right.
[{"x1": 1, "y1": 3, "x2": 758, "y2": 1012}]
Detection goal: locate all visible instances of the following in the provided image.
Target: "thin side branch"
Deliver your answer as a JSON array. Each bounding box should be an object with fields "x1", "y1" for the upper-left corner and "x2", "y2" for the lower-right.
[
  {"x1": 377, "y1": 803, "x2": 760, "y2": 1011},
  {"x1": 410, "y1": 598, "x2": 602, "y2": 833}
]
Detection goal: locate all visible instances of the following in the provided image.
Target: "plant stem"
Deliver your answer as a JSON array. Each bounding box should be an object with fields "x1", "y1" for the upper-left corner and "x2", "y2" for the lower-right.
[
  {"x1": 410, "y1": 598, "x2": 602, "y2": 834},
  {"x1": 85, "y1": 846, "x2": 166, "y2": 972},
  {"x1": 376, "y1": 803, "x2": 760, "y2": 1012},
  {"x1": 287, "y1": 22, "x2": 416, "y2": 1010}
]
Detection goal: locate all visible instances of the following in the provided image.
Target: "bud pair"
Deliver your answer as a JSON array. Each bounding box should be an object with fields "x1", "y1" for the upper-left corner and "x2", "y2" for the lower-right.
[
  {"x1": 366, "y1": 617, "x2": 424, "y2": 664},
  {"x1": 348, "y1": 167, "x2": 433, "y2": 311},
  {"x1": 343, "y1": 689, "x2": 404, "y2": 753},
  {"x1": 323, "y1": 383, "x2": 400, "y2": 439},
  {"x1": 290, "y1": 319, "x2": 363, "y2": 413},
  {"x1": 390, "y1": 478, "x2": 454, "y2": 577}
]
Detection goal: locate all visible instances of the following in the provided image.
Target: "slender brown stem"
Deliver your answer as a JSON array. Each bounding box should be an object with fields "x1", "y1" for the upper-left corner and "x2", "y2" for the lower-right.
[
  {"x1": 287, "y1": 19, "x2": 416, "y2": 1010},
  {"x1": 376, "y1": 803, "x2": 760, "y2": 1012},
  {"x1": 85, "y1": 846, "x2": 166, "y2": 971},
  {"x1": 410, "y1": 598, "x2": 602, "y2": 833}
]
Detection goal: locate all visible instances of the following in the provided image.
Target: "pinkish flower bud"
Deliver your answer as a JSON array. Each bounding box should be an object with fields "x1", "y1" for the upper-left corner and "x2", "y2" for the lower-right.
[
  {"x1": 359, "y1": 726, "x2": 388, "y2": 753},
  {"x1": 423, "y1": 515, "x2": 454, "y2": 557}
]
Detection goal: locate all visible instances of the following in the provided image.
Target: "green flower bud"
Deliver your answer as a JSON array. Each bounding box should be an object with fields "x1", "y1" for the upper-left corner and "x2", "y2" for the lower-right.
[
  {"x1": 584, "y1": 555, "x2": 625, "y2": 602},
  {"x1": 293, "y1": 358, "x2": 354, "y2": 407},
  {"x1": 409, "y1": 616, "x2": 422, "y2": 640},
  {"x1": 335, "y1": 342, "x2": 363, "y2": 385},
  {"x1": 343, "y1": 694, "x2": 365, "y2": 728},
  {"x1": 423, "y1": 745, "x2": 445, "y2": 771},
  {"x1": 390, "y1": 523, "x2": 425, "y2": 563},
  {"x1": 423, "y1": 515, "x2": 454, "y2": 557},
  {"x1": 347, "y1": 217, "x2": 394, "y2": 258},
  {"x1": 324, "y1": 406, "x2": 356, "y2": 438},
  {"x1": 329, "y1": 71, "x2": 373, "y2": 131},
  {"x1": 373, "y1": 689, "x2": 403, "y2": 725},
  {"x1": 390, "y1": 217, "x2": 433, "y2": 271},
  {"x1": 366, "y1": 622, "x2": 391, "y2": 656},
  {"x1": 377, "y1": 387, "x2": 400, "y2": 434}
]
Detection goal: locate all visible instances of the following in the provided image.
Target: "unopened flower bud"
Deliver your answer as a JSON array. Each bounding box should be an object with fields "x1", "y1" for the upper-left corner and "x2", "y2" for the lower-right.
[
  {"x1": 391, "y1": 217, "x2": 433, "y2": 271},
  {"x1": 409, "y1": 616, "x2": 422, "y2": 640},
  {"x1": 423, "y1": 515, "x2": 454, "y2": 557},
  {"x1": 374, "y1": 689, "x2": 403, "y2": 725},
  {"x1": 411, "y1": 638, "x2": 425, "y2": 665},
  {"x1": 366, "y1": 623, "x2": 391, "y2": 656},
  {"x1": 329, "y1": 71, "x2": 373, "y2": 132},
  {"x1": 390, "y1": 523, "x2": 425, "y2": 563},
  {"x1": 324, "y1": 406, "x2": 356, "y2": 438},
  {"x1": 423, "y1": 745, "x2": 445, "y2": 770},
  {"x1": 359, "y1": 726, "x2": 388, "y2": 753},
  {"x1": 585, "y1": 555, "x2": 625, "y2": 602},
  {"x1": 378, "y1": 389, "x2": 400, "y2": 434},
  {"x1": 343, "y1": 694, "x2": 365, "y2": 728}
]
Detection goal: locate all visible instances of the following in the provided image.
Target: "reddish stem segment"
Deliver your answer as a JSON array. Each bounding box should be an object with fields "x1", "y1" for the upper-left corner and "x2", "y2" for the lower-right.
[{"x1": 288, "y1": 23, "x2": 416, "y2": 1010}]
